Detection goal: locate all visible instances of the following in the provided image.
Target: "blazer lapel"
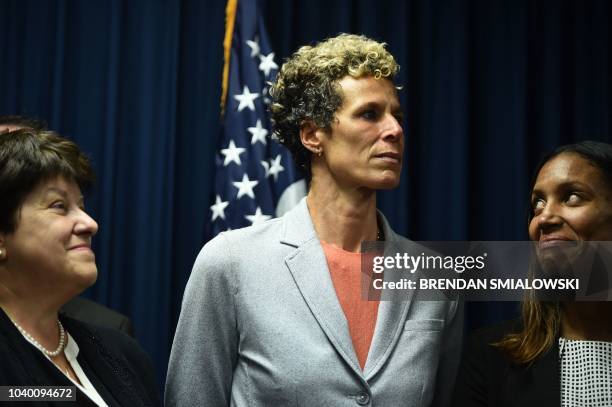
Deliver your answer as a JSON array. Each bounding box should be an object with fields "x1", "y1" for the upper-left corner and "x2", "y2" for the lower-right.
[
  {"x1": 63, "y1": 317, "x2": 150, "y2": 407},
  {"x1": 513, "y1": 345, "x2": 559, "y2": 405},
  {"x1": 281, "y1": 199, "x2": 362, "y2": 375},
  {"x1": 0, "y1": 310, "x2": 98, "y2": 406},
  {"x1": 363, "y1": 215, "x2": 414, "y2": 379},
  {"x1": 363, "y1": 300, "x2": 410, "y2": 380}
]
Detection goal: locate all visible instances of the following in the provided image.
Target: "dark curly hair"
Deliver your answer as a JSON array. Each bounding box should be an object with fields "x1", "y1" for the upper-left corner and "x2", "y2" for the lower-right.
[
  {"x1": 269, "y1": 33, "x2": 400, "y2": 181},
  {"x1": 0, "y1": 128, "x2": 94, "y2": 233},
  {"x1": 0, "y1": 115, "x2": 47, "y2": 132}
]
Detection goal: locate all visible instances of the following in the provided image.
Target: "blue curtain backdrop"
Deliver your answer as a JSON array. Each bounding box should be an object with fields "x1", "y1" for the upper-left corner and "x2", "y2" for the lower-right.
[{"x1": 1, "y1": 0, "x2": 610, "y2": 389}]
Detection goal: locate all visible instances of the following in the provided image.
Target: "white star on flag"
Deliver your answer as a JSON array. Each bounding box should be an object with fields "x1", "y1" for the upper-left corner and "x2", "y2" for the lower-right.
[
  {"x1": 267, "y1": 154, "x2": 285, "y2": 181},
  {"x1": 234, "y1": 86, "x2": 259, "y2": 112},
  {"x1": 248, "y1": 120, "x2": 268, "y2": 145},
  {"x1": 260, "y1": 160, "x2": 270, "y2": 177},
  {"x1": 245, "y1": 207, "x2": 271, "y2": 225},
  {"x1": 220, "y1": 140, "x2": 246, "y2": 166},
  {"x1": 246, "y1": 38, "x2": 260, "y2": 57},
  {"x1": 258, "y1": 52, "x2": 278, "y2": 76},
  {"x1": 232, "y1": 174, "x2": 259, "y2": 199},
  {"x1": 210, "y1": 195, "x2": 229, "y2": 221},
  {"x1": 210, "y1": 0, "x2": 306, "y2": 237}
]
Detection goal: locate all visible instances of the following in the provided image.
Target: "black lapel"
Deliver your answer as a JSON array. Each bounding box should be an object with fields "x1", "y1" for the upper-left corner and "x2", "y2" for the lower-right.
[
  {"x1": 0, "y1": 310, "x2": 98, "y2": 406},
  {"x1": 528, "y1": 346, "x2": 560, "y2": 404},
  {"x1": 61, "y1": 316, "x2": 152, "y2": 407},
  {"x1": 507, "y1": 346, "x2": 560, "y2": 406},
  {"x1": 76, "y1": 355, "x2": 122, "y2": 406}
]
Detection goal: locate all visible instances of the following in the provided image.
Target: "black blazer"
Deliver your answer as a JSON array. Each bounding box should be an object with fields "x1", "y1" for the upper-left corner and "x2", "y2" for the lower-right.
[
  {"x1": 61, "y1": 297, "x2": 134, "y2": 337},
  {"x1": 0, "y1": 309, "x2": 161, "y2": 406},
  {"x1": 452, "y1": 320, "x2": 560, "y2": 407}
]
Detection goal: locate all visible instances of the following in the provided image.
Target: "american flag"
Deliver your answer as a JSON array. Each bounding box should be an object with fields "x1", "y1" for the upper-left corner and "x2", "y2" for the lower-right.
[{"x1": 209, "y1": 0, "x2": 305, "y2": 237}]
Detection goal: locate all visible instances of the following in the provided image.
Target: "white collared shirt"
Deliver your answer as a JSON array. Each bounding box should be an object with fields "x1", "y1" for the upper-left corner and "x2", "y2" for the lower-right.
[{"x1": 19, "y1": 329, "x2": 109, "y2": 407}]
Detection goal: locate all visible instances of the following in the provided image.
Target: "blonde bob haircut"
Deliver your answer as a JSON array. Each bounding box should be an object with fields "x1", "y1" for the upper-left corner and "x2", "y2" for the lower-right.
[{"x1": 269, "y1": 33, "x2": 400, "y2": 180}]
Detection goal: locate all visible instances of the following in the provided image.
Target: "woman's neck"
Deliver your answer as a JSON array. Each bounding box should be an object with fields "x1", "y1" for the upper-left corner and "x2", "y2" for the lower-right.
[
  {"x1": 0, "y1": 292, "x2": 62, "y2": 352},
  {"x1": 561, "y1": 301, "x2": 612, "y2": 341},
  {"x1": 306, "y1": 183, "x2": 378, "y2": 253}
]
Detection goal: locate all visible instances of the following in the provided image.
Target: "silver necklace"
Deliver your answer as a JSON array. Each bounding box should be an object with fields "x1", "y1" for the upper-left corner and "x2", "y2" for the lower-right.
[{"x1": 11, "y1": 318, "x2": 66, "y2": 358}]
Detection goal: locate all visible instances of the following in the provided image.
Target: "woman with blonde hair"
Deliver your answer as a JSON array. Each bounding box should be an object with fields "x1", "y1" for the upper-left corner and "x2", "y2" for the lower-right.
[{"x1": 167, "y1": 33, "x2": 462, "y2": 407}]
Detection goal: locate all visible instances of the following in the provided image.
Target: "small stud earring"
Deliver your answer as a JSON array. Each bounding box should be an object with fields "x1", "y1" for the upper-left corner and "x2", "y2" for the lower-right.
[
  {"x1": 0, "y1": 248, "x2": 4, "y2": 259},
  {"x1": 317, "y1": 150, "x2": 323, "y2": 157}
]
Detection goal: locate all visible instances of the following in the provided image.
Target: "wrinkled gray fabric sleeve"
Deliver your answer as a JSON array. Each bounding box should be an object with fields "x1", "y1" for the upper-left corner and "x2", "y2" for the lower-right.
[
  {"x1": 431, "y1": 300, "x2": 464, "y2": 407},
  {"x1": 165, "y1": 234, "x2": 238, "y2": 407}
]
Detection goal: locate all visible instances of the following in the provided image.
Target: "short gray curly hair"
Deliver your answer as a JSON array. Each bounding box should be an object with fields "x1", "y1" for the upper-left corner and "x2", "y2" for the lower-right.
[{"x1": 269, "y1": 33, "x2": 400, "y2": 180}]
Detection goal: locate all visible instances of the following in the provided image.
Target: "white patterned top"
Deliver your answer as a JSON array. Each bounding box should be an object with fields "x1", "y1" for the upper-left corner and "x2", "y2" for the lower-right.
[{"x1": 560, "y1": 337, "x2": 612, "y2": 407}]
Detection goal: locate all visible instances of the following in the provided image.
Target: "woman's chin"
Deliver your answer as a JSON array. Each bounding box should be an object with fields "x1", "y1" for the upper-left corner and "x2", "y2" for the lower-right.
[
  {"x1": 372, "y1": 176, "x2": 400, "y2": 190},
  {"x1": 71, "y1": 266, "x2": 98, "y2": 290}
]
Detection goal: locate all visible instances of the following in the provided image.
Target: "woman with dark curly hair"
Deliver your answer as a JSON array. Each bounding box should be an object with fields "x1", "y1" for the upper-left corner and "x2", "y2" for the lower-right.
[
  {"x1": 453, "y1": 141, "x2": 612, "y2": 406},
  {"x1": 167, "y1": 33, "x2": 462, "y2": 407},
  {"x1": 0, "y1": 129, "x2": 161, "y2": 406}
]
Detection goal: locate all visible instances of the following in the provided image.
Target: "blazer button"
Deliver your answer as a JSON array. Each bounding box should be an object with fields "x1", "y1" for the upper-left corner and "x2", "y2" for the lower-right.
[{"x1": 356, "y1": 393, "x2": 370, "y2": 405}]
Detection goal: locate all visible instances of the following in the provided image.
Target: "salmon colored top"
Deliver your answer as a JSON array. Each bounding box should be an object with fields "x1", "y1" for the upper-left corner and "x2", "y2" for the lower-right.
[{"x1": 321, "y1": 241, "x2": 380, "y2": 370}]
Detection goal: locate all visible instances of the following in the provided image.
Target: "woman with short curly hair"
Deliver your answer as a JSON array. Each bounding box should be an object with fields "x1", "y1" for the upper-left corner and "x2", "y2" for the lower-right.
[
  {"x1": 167, "y1": 33, "x2": 462, "y2": 407},
  {"x1": 270, "y1": 33, "x2": 400, "y2": 183}
]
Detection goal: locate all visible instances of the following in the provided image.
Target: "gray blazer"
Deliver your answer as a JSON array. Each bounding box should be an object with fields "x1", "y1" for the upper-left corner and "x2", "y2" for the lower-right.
[{"x1": 166, "y1": 198, "x2": 462, "y2": 407}]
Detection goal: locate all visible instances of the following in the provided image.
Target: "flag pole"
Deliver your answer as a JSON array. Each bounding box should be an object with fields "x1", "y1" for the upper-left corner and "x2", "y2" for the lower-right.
[{"x1": 221, "y1": 0, "x2": 238, "y2": 115}]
